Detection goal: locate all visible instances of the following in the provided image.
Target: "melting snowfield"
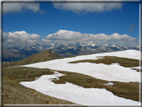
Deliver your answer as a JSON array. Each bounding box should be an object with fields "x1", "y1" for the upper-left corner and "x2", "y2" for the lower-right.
[
  {"x1": 20, "y1": 71, "x2": 140, "y2": 106},
  {"x1": 22, "y1": 50, "x2": 141, "y2": 83},
  {"x1": 20, "y1": 50, "x2": 141, "y2": 105}
]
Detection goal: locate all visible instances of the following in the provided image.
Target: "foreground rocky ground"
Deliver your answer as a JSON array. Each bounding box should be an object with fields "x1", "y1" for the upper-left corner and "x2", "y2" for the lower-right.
[
  {"x1": 2, "y1": 66, "x2": 141, "y2": 106},
  {"x1": 2, "y1": 67, "x2": 81, "y2": 106}
]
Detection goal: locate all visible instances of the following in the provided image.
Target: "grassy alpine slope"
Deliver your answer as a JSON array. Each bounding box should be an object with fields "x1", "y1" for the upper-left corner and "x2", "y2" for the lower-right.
[
  {"x1": 3, "y1": 67, "x2": 76, "y2": 105},
  {"x1": 3, "y1": 50, "x2": 77, "y2": 105},
  {"x1": 69, "y1": 56, "x2": 140, "y2": 68},
  {"x1": 18, "y1": 50, "x2": 61, "y2": 65},
  {"x1": 52, "y1": 70, "x2": 140, "y2": 102},
  {"x1": 3, "y1": 66, "x2": 140, "y2": 104},
  {"x1": 69, "y1": 56, "x2": 141, "y2": 72},
  {"x1": 3, "y1": 50, "x2": 141, "y2": 104},
  {"x1": 3, "y1": 50, "x2": 61, "y2": 68}
]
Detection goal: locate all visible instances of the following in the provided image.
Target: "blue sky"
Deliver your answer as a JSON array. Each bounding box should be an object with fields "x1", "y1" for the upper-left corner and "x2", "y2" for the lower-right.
[{"x1": 2, "y1": 2, "x2": 140, "y2": 48}]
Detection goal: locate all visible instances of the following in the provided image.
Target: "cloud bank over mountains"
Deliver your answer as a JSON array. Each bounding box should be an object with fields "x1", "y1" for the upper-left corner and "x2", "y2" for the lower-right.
[
  {"x1": 45, "y1": 30, "x2": 136, "y2": 42},
  {"x1": 2, "y1": 30, "x2": 41, "y2": 48},
  {"x1": 2, "y1": 29, "x2": 138, "y2": 49}
]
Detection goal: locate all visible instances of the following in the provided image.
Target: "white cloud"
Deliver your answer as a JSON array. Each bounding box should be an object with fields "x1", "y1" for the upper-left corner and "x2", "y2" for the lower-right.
[
  {"x1": 53, "y1": 0, "x2": 123, "y2": 14},
  {"x1": 45, "y1": 30, "x2": 82, "y2": 40},
  {"x1": 44, "y1": 29, "x2": 137, "y2": 43},
  {"x1": 41, "y1": 39, "x2": 53, "y2": 45},
  {"x1": 3, "y1": 30, "x2": 41, "y2": 48},
  {"x1": 2, "y1": 29, "x2": 138, "y2": 49},
  {"x1": 1, "y1": 0, "x2": 40, "y2": 14}
]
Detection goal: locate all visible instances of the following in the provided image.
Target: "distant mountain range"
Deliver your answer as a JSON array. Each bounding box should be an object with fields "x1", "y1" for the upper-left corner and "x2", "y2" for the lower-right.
[{"x1": 3, "y1": 43, "x2": 139, "y2": 62}]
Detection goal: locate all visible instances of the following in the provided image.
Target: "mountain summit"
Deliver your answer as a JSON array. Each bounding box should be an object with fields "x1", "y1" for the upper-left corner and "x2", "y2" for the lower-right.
[
  {"x1": 3, "y1": 50, "x2": 61, "y2": 67},
  {"x1": 18, "y1": 50, "x2": 60, "y2": 65}
]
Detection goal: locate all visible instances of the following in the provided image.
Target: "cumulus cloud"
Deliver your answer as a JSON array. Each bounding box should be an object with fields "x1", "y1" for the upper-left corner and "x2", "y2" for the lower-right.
[
  {"x1": 3, "y1": 30, "x2": 41, "y2": 48},
  {"x1": 1, "y1": 0, "x2": 40, "y2": 14},
  {"x1": 41, "y1": 39, "x2": 53, "y2": 45},
  {"x1": 45, "y1": 30, "x2": 82, "y2": 40},
  {"x1": 45, "y1": 29, "x2": 136, "y2": 41},
  {"x1": 53, "y1": 0, "x2": 123, "y2": 14},
  {"x1": 2, "y1": 29, "x2": 138, "y2": 49},
  {"x1": 43, "y1": 30, "x2": 138, "y2": 45}
]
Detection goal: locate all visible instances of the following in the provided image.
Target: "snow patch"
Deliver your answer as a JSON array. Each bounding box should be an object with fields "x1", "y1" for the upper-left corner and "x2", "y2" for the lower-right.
[
  {"x1": 104, "y1": 82, "x2": 114, "y2": 86},
  {"x1": 132, "y1": 66, "x2": 142, "y2": 70},
  {"x1": 20, "y1": 72, "x2": 140, "y2": 106},
  {"x1": 19, "y1": 50, "x2": 141, "y2": 106},
  {"x1": 22, "y1": 50, "x2": 141, "y2": 83}
]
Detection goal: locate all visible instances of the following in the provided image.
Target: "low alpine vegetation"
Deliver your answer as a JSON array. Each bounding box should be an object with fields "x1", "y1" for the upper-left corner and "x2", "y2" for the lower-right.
[
  {"x1": 52, "y1": 70, "x2": 140, "y2": 102},
  {"x1": 69, "y1": 56, "x2": 140, "y2": 68}
]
